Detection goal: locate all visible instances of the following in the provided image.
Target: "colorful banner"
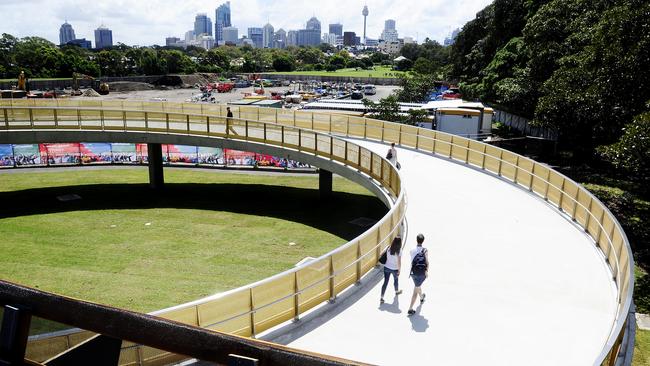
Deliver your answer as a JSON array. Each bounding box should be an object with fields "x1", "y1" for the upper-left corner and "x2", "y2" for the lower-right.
[
  {"x1": 12, "y1": 144, "x2": 44, "y2": 166},
  {"x1": 197, "y1": 147, "x2": 224, "y2": 165},
  {"x1": 224, "y1": 149, "x2": 256, "y2": 166},
  {"x1": 1, "y1": 143, "x2": 312, "y2": 170},
  {"x1": 42, "y1": 143, "x2": 81, "y2": 165},
  {"x1": 80, "y1": 143, "x2": 112, "y2": 164},
  {"x1": 167, "y1": 145, "x2": 198, "y2": 164},
  {"x1": 110, "y1": 143, "x2": 137, "y2": 164},
  {"x1": 0, "y1": 144, "x2": 14, "y2": 167}
]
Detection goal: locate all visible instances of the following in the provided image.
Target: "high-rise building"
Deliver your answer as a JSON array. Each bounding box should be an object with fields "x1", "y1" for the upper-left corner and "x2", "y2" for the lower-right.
[
  {"x1": 66, "y1": 38, "x2": 91, "y2": 49},
  {"x1": 194, "y1": 13, "x2": 213, "y2": 36},
  {"x1": 94, "y1": 25, "x2": 113, "y2": 49},
  {"x1": 444, "y1": 28, "x2": 460, "y2": 46},
  {"x1": 297, "y1": 29, "x2": 320, "y2": 46},
  {"x1": 323, "y1": 33, "x2": 337, "y2": 46},
  {"x1": 380, "y1": 19, "x2": 398, "y2": 42},
  {"x1": 287, "y1": 30, "x2": 298, "y2": 47},
  {"x1": 274, "y1": 29, "x2": 287, "y2": 49},
  {"x1": 166, "y1": 37, "x2": 180, "y2": 47},
  {"x1": 222, "y1": 27, "x2": 238, "y2": 45},
  {"x1": 59, "y1": 22, "x2": 76, "y2": 45},
  {"x1": 362, "y1": 5, "x2": 369, "y2": 44},
  {"x1": 248, "y1": 27, "x2": 263, "y2": 48},
  {"x1": 306, "y1": 17, "x2": 321, "y2": 32},
  {"x1": 343, "y1": 32, "x2": 356, "y2": 46},
  {"x1": 197, "y1": 34, "x2": 215, "y2": 50},
  {"x1": 185, "y1": 30, "x2": 196, "y2": 43},
  {"x1": 215, "y1": 2, "x2": 231, "y2": 43},
  {"x1": 262, "y1": 23, "x2": 274, "y2": 48},
  {"x1": 328, "y1": 23, "x2": 343, "y2": 37}
]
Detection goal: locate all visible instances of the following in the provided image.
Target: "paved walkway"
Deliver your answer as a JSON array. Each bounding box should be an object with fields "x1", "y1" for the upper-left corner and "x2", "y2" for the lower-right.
[{"x1": 272, "y1": 139, "x2": 618, "y2": 365}]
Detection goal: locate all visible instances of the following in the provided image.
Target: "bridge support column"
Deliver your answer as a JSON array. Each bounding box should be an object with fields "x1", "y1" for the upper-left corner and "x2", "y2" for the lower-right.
[
  {"x1": 147, "y1": 143, "x2": 164, "y2": 189},
  {"x1": 319, "y1": 169, "x2": 332, "y2": 200}
]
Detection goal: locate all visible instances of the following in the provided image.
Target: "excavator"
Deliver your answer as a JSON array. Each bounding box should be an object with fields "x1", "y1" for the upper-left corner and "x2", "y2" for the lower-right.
[{"x1": 72, "y1": 73, "x2": 109, "y2": 95}]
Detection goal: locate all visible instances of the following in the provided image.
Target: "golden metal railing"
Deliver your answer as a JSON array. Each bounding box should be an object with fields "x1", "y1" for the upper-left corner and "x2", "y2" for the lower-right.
[{"x1": 0, "y1": 98, "x2": 633, "y2": 365}]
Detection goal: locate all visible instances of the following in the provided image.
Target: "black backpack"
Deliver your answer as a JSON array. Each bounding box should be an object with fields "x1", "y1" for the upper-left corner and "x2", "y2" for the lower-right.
[{"x1": 411, "y1": 248, "x2": 427, "y2": 275}]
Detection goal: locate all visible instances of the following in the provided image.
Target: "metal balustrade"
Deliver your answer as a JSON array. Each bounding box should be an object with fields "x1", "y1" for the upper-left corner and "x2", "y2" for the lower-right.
[{"x1": 0, "y1": 98, "x2": 634, "y2": 365}]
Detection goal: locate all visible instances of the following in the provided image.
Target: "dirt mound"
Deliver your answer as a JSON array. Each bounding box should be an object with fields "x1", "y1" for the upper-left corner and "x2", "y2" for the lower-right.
[
  {"x1": 108, "y1": 81, "x2": 155, "y2": 92},
  {"x1": 155, "y1": 73, "x2": 222, "y2": 88},
  {"x1": 81, "y1": 88, "x2": 100, "y2": 97}
]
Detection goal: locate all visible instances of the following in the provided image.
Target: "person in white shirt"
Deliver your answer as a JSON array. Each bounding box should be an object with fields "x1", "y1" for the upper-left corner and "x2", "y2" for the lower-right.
[
  {"x1": 380, "y1": 236, "x2": 403, "y2": 303},
  {"x1": 408, "y1": 233, "x2": 428, "y2": 315}
]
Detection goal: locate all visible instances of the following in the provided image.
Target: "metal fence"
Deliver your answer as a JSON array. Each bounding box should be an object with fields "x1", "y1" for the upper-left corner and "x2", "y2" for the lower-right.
[
  {"x1": 0, "y1": 99, "x2": 633, "y2": 365},
  {"x1": 492, "y1": 108, "x2": 559, "y2": 141}
]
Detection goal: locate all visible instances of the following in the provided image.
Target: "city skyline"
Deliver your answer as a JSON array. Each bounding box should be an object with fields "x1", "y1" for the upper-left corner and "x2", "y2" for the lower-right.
[{"x1": 1, "y1": 0, "x2": 491, "y2": 47}]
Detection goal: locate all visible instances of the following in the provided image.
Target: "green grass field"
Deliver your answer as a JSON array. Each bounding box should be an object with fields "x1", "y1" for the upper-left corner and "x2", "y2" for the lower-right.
[
  {"x1": 0, "y1": 167, "x2": 385, "y2": 333},
  {"x1": 635, "y1": 328, "x2": 650, "y2": 365},
  {"x1": 268, "y1": 66, "x2": 405, "y2": 79}
]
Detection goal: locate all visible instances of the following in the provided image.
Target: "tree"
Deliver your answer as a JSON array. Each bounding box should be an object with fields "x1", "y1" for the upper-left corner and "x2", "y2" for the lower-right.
[
  {"x1": 328, "y1": 55, "x2": 346, "y2": 70},
  {"x1": 395, "y1": 58, "x2": 412, "y2": 71},
  {"x1": 412, "y1": 57, "x2": 436, "y2": 75},
  {"x1": 396, "y1": 74, "x2": 435, "y2": 103},
  {"x1": 598, "y1": 109, "x2": 650, "y2": 185},
  {"x1": 363, "y1": 96, "x2": 401, "y2": 122},
  {"x1": 272, "y1": 54, "x2": 296, "y2": 71},
  {"x1": 13, "y1": 37, "x2": 62, "y2": 78}
]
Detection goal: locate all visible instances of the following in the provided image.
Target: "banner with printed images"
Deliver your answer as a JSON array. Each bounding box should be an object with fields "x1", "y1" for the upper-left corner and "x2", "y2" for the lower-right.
[
  {"x1": 110, "y1": 143, "x2": 137, "y2": 164},
  {"x1": 80, "y1": 143, "x2": 112, "y2": 164},
  {"x1": 42, "y1": 143, "x2": 81, "y2": 165},
  {"x1": 12, "y1": 144, "x2": 44, "y2": 166},
  {"x1": 224, "y1": 149, "x2": 256, "y2": 166},
  {"x1": 167, "y1": 145, "x2": 198, "y2": 164},
  {"x1": 0, "y1": 145, "x2": 14, "y2": 167},
  {"x1": 198, "y1": 147, "x2": 224, "y2": 165},
  {"x1": 136, "y1": 144, "x2": 170, "y2": 163}
]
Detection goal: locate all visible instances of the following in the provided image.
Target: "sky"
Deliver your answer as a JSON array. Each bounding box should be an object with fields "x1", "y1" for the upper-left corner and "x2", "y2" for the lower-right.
[{"x1": 0, "y1": 0, "x2": 492, "y2": 46}]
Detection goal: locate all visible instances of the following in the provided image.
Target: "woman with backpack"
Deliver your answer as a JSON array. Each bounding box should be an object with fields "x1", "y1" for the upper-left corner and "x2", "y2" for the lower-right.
[
  {"x1": 408, "y1": 233, "x2": 429, "y2": 315},
  {"x1": 380, "y1": 236, "x2": 403, "y2": 304}
]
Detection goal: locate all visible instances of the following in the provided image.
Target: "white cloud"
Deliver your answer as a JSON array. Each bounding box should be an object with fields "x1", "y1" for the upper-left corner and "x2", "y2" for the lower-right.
[{"x1": 1, "y1": 0, "x2": 492, "y2": 46}]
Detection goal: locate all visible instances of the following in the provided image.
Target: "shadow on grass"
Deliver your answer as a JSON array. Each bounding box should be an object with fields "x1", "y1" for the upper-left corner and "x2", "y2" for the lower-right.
[{"x1": 0, "y1": 183, "x2": 387, "y2": 241}]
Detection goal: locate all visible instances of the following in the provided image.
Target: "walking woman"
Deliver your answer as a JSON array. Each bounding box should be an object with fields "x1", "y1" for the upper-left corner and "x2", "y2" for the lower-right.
[{"x1": 380, "y1": 236, "x2": 403, "y2": 303}]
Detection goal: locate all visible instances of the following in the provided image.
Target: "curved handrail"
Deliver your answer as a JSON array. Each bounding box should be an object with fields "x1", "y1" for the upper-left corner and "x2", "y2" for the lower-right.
[{"x1": 0, "y1": 99, "x2": 633, "y2": 365}]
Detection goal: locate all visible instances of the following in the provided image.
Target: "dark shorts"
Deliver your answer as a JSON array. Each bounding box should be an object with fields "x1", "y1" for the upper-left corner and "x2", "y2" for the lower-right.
[{"x1": 412, "y1": 274, "x2": 426, "y2": 287}]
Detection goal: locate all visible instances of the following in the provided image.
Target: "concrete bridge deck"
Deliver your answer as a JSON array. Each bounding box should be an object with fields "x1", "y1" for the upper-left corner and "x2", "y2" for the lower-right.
[{"x1": 275, "y1": 139, "x2": 617, "y2": 366}]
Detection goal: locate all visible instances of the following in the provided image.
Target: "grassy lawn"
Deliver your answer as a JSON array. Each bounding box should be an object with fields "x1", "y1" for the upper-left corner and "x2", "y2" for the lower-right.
[
  {"x1": 268, "y1": 66, "x2": 404, "y2": 79},
  {"x1": 634, "y1": 328, "x2": 650, "y2": 365},
  {"x1": 0, "y1": 167, "x2": 386, "y2": 334}
]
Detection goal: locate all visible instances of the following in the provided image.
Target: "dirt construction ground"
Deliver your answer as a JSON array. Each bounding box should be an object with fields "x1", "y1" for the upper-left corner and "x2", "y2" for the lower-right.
[{"x1": 89, "y1": 85, "x2": 398, "y2": 103}]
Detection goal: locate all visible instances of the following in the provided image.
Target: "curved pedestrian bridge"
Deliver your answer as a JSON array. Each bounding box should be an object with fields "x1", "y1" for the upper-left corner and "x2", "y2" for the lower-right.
[{"x1": 0, "y1": 99, "x2": 634, "y2": 365}]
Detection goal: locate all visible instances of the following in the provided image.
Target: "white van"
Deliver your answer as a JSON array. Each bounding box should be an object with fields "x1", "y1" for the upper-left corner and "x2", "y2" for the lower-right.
[{"x1": 363, "y1": 85, "x2": 376, "y2": 95}]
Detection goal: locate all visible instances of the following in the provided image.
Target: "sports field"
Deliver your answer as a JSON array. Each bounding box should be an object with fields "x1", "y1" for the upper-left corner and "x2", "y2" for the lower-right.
[
  {"x1": 0, "y1": 167, "x2": 385, "y2": 333},
  {"x1": 267, "y1": 66, "x2": 405, "y2": 79}
]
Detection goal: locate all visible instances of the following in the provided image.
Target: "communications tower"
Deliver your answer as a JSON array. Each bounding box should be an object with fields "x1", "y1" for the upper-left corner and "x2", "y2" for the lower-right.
[{"x1": 362, "y1": 5, "x2": 369, "y2": 45}]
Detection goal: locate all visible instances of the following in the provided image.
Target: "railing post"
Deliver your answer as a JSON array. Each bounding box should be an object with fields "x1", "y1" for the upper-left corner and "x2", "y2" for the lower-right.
[
  {"x1": 206, "y1": 116, "x2": 210, "y2": 135},
  {"x1": 144, "y1": 112, "x2": 149, "y2": 131},
  {"x1": 513, "y1": 156, "x2": 520, "y2": 183},
  {"x1": 2, "y1": 109, "x2": 7, "y2": 128},
  {"x1": 329, "y1": 256, "x2": 336, "y2": 303},
  {"x1": 249, "y1": 288, "x2": 256, "y2": 338},
  {"x1": 293, "y1": 272, "x2": 300, "y2": 322},
  {"x1": 363, "y1": 117, "x2": 367, "y2": 139},
  {"x1": 543, "y1": 169, "x2": 551, "y2": 200},
  {"x1": 585, "y1": 198, "x2": 593, "y2": 232},
  {"x1": 329, "y1": 136, "x2": 333, "y2": 157},
  {"x1": 53, "y1": 109, "x2": 58, "y2": 128},
  {"x1": 0, "y1": 305, "x2": 32, "y2": 366},
  {"x1": 398, "y1": 124, "x2": 402, "y2": 145},
  {"x1": 122, "y1": 111, "x2": 127, "y2": 131},
  {"x1": 245, "y1": 120, "x2": 249, "y2": 140},
  {"x1": 497, "y1": 150, "x2": 503, "y2": 176},
  {"x1": 298, "y1": 129, "x2": 301, "y2": 148},
  {"x1": 355, "y1": 243, "x2": 362, "y2": 284},
  {"x1": 329, "y1": 114, "x2": 332, "y2": 133},
  {"x1": 344, "y1": 141, "x2": 348, "y2": 161},
  {"x1": 558, "y1": 178, "x2": 566, "y2": 211},
  {"x1": 465, "y1": 140, "x2": 470, "y2": 163},
  {"x1": 165, "y1": 113, "x2": 170, "y2": 133},
  {"x1": 281, "y1": 125, "x2": 284, "y2": 146},
  {"x1": 311, "y1": 113, "x2": 314, "y2": 130},
  {"x1": 481, "y1": 145, "x2": 487, "y2": 169},
  {"x1": 263, "y1": 123, "x2": 266, "y2": 141}
]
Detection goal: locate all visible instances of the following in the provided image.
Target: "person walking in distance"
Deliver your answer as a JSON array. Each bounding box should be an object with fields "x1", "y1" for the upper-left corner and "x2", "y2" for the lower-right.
[
  {"x1": 407, "y1": 233, "x2": 428, "y2": 315},
  {"x1": 386, "y1": 142, "x2": 398, "y2": 167},
  {"x1": 380, "y1": 236, "x2": 403, "y2": 304},
  {"x1": 226, "y1": 107, "x2": 238, "y2": 135}
]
